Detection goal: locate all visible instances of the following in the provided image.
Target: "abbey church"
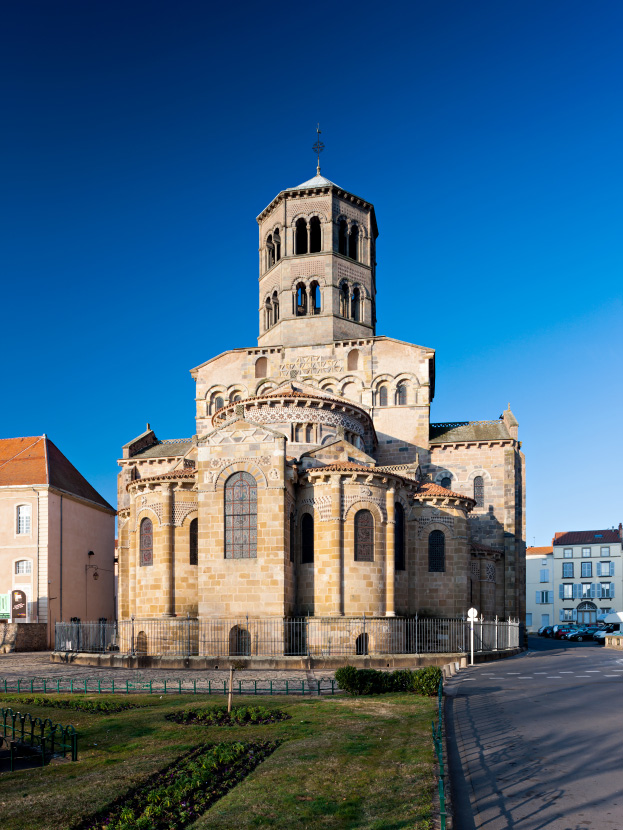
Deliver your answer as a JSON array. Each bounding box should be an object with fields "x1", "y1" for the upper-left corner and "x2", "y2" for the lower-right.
[{"x1": 117, "y1": 169, "x2": 526, "y2": 633}]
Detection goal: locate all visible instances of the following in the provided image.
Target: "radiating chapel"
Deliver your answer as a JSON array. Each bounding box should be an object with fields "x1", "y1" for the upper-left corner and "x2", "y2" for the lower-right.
[{"x1": 117, "y1": 167, "x2": 526, "y2": 629}]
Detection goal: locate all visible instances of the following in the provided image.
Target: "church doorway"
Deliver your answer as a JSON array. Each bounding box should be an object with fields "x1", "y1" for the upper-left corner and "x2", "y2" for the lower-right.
[
  {"x1": 576, "y1": 601, "x2": 597, "y2": 625},
  {"x1": 355, "y1": 633, "x2": 369, "y2": 656}
]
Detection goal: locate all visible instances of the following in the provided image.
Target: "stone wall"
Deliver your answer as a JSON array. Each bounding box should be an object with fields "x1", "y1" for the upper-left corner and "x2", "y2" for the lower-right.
[{"x1": 0, "y1": 622, "x2": 47, "y2": 652}]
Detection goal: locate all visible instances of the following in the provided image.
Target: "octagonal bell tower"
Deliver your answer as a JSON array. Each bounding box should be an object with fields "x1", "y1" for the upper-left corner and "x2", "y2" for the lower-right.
[{"x1": 256, "y1": 171, "x2": 378, "y2": 347}]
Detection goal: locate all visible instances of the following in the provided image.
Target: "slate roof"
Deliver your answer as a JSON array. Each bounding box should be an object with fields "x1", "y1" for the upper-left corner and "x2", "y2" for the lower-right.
[
  {"x1": 131, "y1": 439, "x2": 194, "y2": 459},
  {"x1": 291, "y1": 174, "x2": 337, "y2": 190},
  {"x1": 429, "y1": 420, "x2": 511, "y2": 444},
  {"x1": 0, "y1": 436, "x2": 114, "y2": 511},
  {"x1": 553, "y1": 529, "x2": 621, "y2": 546}
]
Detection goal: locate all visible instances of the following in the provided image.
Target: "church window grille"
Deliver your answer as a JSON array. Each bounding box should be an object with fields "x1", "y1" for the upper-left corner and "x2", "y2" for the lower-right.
[
  {"x1": 352, "y1": 287, "x2": 361, "y2": 322},
  {"x1": 428, "y1": 530, "x2": 445, "y2": 572},
  {"x1": 295, "y1": 218, "x2": 308, "y2": 255},
  {"x1": 296, "y1": 282, "x2": 307, "y2": 316},
  {"x1": 395, "y1": 503, "x2": 405, "y2": 571},
  {"x1": 354, "y1": 509, "x2": 374, "y2": 562},
  {"x1": 224, "y1": 472, "x2": 257, "y2": 559},
  {"x1": 396, "y1": 382, "x2": 408, "y2": 405},
  {"x1": 440, "y1": 476, "x2": 451, "y2": 490},
  {"x1": 377, "y1": 385, "x2": 388, "y2": 407},
  {"x1": 140, "y1": 518, "x2": 153, "y2": 567},
  {"x1": 473, "y1": 476, "x2": 484, "y2": 507},
  {"x1": 309, "y1": 216, "x2": 321, "y2": 253},
  {"x1": 347, "y1": 349, "x2": 360, "y2": 371},
  {"x1": 189, "y1": 518, "x2": 198, "y2": 566},
  {"x1": 338, "y1": 219, "x2": 348, "y2": 255},
  {"x1": 348, "y1": 223, "x2": 359, "y2": 261},
  {"x1": 17, "y1": 505, "x2": 31, "y2": 535},
  {"x1": 301, "y1": 513, "x2": 314, "y2": 563},
  {"x1": 289, "y1": 513, "x2": 295, "y2": 562},
  {"x1": 255, "y1": 357, "x2": 267, "y2": 378}
]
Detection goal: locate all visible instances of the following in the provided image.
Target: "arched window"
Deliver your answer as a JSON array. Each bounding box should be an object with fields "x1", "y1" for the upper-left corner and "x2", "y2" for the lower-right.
[
  {"x1": 428, "y1": 530, "x2": 445, "y2": 572},
  {"x1": 140, "y1": 518, "x2": 153, "y2": 567},
  {"x1": 229, "y1": 625, "x2": 251, "y2": 656},
  {"x1": 301, "y1": 513, "x2": 314, "y2": 564},
  {"x1": 189, "y1": 518, "x2": 198, "y2": 566},
  {"x1": 272, "y1": 290, "x2": 279, "y2": 324},
  {"x1": 340, "y1": 283, "x2": 350, "y2": 317},
  {"x1": 16, "y1": 505, "x2": 31, "y2": 535},
  {"x1": 224, "y1": 472, "x2": 257, "y2": 559},
  {"x1": 309, "y1": 216, "x2": 321, "y2": 252},
  {"x1": 323, "y1": 386, "x2": 335, "y2": 395},
  {"x1": 473, "y1": 476, "x2": 484, "y2": 508},
  {"x1": 348, "y1": 223, "x2": 359, "y2": 261},
  {"x1": 289, "y1": 513, "x2": 295, "y2": 563},
  {"x1": 354, "y1": 509, "x2": 374, "y2": 561},
  {"x1": 295, "y1": 218, "x2": 308, "y2": 254},
  {"x1": 338, "y1": 219, "x2": 348, "y2": 255},
  {"x1": 305, "y1": 424, "x2": 314, "y2": 443},
  {"x1": 351, "y1": 287, "x2": 360, "y2": 322},
  {"x1": 310, "y1": 281, "x2": 321, "y2": 313},
  {"x1": 395, "y1": 503, "x2": 405, "y2": 571},
  {"x1": 396, "y1": 382, "x2": 408, "y2": 405},
  {"x1": 296, "y1": 282, "x2": 307, "y2": 316},
  {"x1": 377, "y1": 385, "x2": 388, "y2": 407},
  {"x1": 440, "y1": 476, "x2": 451, "y2": 490},
  {"x1": 273, "y1": 228, "x2": 281, "y2": 261},
  {"x1": 355, "y1": 632, "x2": 369, "y2": 655},
  {"x1": 342, "y1": 382, "x2": 359, "y2": 402},
  {"x1": 264, "y1": 297, "x2": 272, "y2": 330},
  {"x1": 347, "y1": 349, "x2": 360, "y2": 371},
  {"x1": 255, "y1": 357, "x2": 267, "y2": 378},
  {"x1": 15, "y1": 559, "x2": 32, "y2": 575},
  {"x1": 266, "y1": 233, "x2": 275, "y2": 269}
]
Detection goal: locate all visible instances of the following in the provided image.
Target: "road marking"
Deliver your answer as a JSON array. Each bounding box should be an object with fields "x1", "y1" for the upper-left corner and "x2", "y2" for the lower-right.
[
  {"x1": 518, "y1": 676, "x2": 532, "y2": 679},
  {"x1": 546, "y1": 676, "x2": 561, "y2": 678},
  {"x1": 506, "y1": 672, "x2": 520, "y2": 674},
  {"x1": 559, "y1": 671, "x2": 574, "y2": 673},
  {"x1": 534, "y1": 672, "x2": 547, "y2": 674},
  {"x1": 575, "y1": 675, "x2": 591, "y2": 677},
  {"x1": 604, "y1": 675, "x2": 619, "y2": 677},
  {"x1": 585, "y1": 670, "x2": 601, "y2": 673}
]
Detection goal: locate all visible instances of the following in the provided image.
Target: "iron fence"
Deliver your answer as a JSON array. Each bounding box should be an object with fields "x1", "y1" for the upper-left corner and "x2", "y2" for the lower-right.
[
  {"x1": 431, "y1": 679, "x2": 447, "y2": 830},
  {"x1": 55, "y1": 616, "x2": 519, "y2": 658}
]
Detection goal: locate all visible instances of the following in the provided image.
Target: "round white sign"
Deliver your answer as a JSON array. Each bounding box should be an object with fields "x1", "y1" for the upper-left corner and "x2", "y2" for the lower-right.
[{"x1": 467, "y1": 607, "x2": 478, "y2": 621}]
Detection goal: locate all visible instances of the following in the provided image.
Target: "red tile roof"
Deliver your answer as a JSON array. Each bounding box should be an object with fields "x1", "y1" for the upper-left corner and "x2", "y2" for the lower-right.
[
  {"x1": 128, "y1": 469, "x2": 196, "y2": 487},
  {"x1": 553, "y1": 529, "x2": 621, "y2": 546},
  {"x1": 0, "y1": 436, "x2": 114, "y2": 511},
  {"x1": 527, "y1": 546, "x2": 553, "y2": 556},
  {"x1": 414, "y1": 481, "x2": 475, "y2": 502},
  {"x1": 471, "y1": 542, "x2": 504, "y2": 555}
]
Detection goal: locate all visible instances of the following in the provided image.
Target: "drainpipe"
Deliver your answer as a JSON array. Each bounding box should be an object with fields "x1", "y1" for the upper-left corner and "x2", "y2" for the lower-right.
[{"x1": 59, "y1": 496, "x2": 63, "y2": 621}]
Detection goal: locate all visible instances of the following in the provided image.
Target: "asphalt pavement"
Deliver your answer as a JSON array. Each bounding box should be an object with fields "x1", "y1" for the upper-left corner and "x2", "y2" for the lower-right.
[{"x1": 445, "y1": 636, "x2": 623, "y2": 830}]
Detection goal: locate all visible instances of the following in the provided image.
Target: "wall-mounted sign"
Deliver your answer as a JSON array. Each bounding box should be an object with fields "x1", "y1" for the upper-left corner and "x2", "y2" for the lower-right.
[
  {"x1": 0, "y1": 593, "x2": 10, "y2": 619},
  {"x1": 11, "y1": 590, "x2": 27, "y2": 620}
]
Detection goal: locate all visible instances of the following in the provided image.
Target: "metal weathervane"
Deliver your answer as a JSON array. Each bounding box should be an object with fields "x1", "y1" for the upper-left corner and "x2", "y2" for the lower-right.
[{"x1": 312, "y1": 124, "x2": 324, "y2": 175}]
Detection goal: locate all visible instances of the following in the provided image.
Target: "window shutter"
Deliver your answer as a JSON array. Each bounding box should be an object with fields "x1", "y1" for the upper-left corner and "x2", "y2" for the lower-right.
[
  {"x1": 548, "y1": 591, "x2": 554, "y2": 604},
  {"x1": 535, "y1": 591, "x2": 541, "y2": 604},
  {"x1": 611, "y1": 583, "x2": 615, "y2": 598},
  {"x1": 591, "y1": 584, "x2": 596, "y2": 598},
  {"x1": 596, "y1": 584, "x2": 602, "y2": 599},
  {"x1": 559, "y1": 584, "x2": 564, "y2": 599},
  {"x1": 559, "y1": 610, "x2": 564, "y2": 621},
  {"x1": 572, "y1": 608, "x2": 577, "y2": 620},
  {"x1": 573, "y1": 584, "x2": 579, "y2": 599}
]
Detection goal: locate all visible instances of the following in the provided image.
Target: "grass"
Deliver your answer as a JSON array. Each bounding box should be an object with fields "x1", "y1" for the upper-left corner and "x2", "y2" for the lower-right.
[{"x1": 0, "y1": 692, "x2": 436, "y2": 830}]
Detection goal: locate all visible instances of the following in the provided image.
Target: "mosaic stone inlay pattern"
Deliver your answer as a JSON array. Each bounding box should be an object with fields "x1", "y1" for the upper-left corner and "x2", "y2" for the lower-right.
[
  {"x1": 299, "y1": 495, "x2": 332, "y2": 522},
  {"x1": 485, "y1": 562, "x2": 496, "y2": 583},
  {"x1": 244, "y1": 405, "x2": 363, "y2": 436},
  {"x1": 279, "y1": 355, "x2": 343, "y2": 378}
]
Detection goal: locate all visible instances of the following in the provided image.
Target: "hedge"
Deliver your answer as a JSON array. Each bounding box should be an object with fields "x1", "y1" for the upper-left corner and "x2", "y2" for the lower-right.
[{"x1": 334, "y1": 665, "x2": 442, "y2": 696}]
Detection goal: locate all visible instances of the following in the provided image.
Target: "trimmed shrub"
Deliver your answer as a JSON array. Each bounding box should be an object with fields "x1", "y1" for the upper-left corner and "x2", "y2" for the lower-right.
[
  {"x1": 334, "y1": 665, "x2": 442, "y2": 696},
  {"x1": 166, "y1": 704, "x2": 290, "y2": 726}
]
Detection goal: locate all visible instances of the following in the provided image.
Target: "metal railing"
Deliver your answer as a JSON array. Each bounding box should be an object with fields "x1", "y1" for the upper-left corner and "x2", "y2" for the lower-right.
[
  {"x1": 431, "y1": 679, "x2": 447, "y2": 830},
  {"x1": 1, "y1": 707, "x2": 78, "y2": 770},
  {"x1": 55, "y1": 616, "x2": 520, "y2": 658}
]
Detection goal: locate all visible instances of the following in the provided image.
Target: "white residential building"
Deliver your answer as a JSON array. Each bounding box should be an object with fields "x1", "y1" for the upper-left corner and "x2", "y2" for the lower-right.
[{"x1": 526, "y1": 546, "x2": 554, "y2": 632}]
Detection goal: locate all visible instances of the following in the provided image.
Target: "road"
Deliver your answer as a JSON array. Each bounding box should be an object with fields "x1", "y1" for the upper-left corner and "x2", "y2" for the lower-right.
[{"x1": 445, "y1": 636, "x2": 623, "y2": 830}]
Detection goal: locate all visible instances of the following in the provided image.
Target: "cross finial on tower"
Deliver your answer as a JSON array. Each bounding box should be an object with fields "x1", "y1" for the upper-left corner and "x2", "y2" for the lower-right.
[{"x1": 312, "y1": 123, "x2": 324, "y2": 175}]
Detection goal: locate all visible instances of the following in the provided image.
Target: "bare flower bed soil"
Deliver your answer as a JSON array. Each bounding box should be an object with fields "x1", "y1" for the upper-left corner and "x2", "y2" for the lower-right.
[
  {"x1": 74, "y1": 740, "x2": 279, "y2": 830},
  {"x1": 165, "y1": 704, "x2": 291, "y2": 726}
]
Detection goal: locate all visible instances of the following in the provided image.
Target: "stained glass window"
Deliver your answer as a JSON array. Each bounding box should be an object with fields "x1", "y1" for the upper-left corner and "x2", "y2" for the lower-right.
[
  {"x1": 140, "y1": 518, "x2": 153, "y2": 567},
  {"x1": 224, "y1": 472, "x2": 257, "y2": 559},
  {"x1": 395, "y1": 503, "x2": 405, "y2": 571},
  {"x1": 355, "y1": 510, "x2": 374, "y2": 561},
  {"x1": 440, "y1": 476, "x2": 451, "y2": 490},
  {"x1": 473, "y1": 476, "x2": 484, "y2": 507},
  {"x1": 428, "y1": 530, "x2": 445, "y2": 572},
  {"x1": 189, "y1": 518, "x2": 198, "y2": 566}
]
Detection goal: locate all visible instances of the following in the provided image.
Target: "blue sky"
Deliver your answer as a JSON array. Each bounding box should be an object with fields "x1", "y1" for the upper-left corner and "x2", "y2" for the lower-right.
[{"x1": 1, "y1": 0, "x2": 621, "y2": 545}]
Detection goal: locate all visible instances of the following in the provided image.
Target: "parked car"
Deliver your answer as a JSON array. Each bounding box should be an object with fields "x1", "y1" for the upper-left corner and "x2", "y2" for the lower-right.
[
  {"x1": 541, "y1": 626, "x2": 554, "y2": 638},
  {"x1": 594, "y1": 623, "x2": 621, "y2": 643},
  {"x1": 553, "y1": 626, "x2": 576, "y2": 639},
  {"x1": 537, "y1": 626, "x2": 549, "y2": 636},
  {"x1": 566, "y1": 627, "x2": 597, "y2": 642}
]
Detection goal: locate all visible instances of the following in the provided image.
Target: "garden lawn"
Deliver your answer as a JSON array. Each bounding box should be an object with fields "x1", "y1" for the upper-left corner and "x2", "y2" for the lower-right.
[{"x1": 0, "y1": 692, "x2": 436, "y2": 830}]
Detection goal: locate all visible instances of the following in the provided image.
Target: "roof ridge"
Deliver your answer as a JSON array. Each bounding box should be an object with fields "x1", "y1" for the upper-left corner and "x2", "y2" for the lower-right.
[{"x1": 0, "y1": 436, "x2": 44, "y2": 475}]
